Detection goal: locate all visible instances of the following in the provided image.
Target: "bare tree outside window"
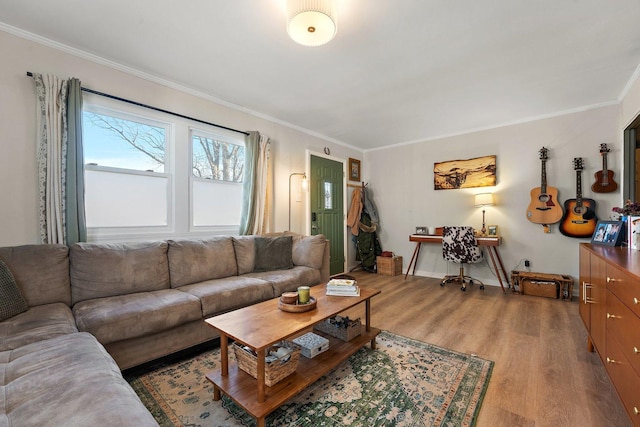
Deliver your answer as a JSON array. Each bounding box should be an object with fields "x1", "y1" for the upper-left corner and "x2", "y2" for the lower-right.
[
  {"x1": 84, "y1": 111, "x2": 166, "y2": 172},
  {"x1": 192, "y1": 135, "x2": 244, "y2": 182}
]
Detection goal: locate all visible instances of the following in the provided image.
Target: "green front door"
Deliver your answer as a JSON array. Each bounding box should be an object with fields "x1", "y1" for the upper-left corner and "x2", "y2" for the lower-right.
[{"x1": 310, "y1": 155, "x2": 344, "y2": 275}]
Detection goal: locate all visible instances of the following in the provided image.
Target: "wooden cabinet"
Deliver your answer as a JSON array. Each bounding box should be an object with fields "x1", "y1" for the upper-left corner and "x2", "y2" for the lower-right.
[
  {"x1": 579, "y1": 244, "x2": 640, "y2": 427},
  {"x1": 579, "y1": 245, "x2": 607, "y2": 359}
]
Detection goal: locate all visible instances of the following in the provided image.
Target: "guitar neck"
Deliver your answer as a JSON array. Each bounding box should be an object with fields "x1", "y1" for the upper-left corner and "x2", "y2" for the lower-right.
[
  {"x1": 602, "y1": 153, "x2": 610, "y2": 185},
  {"x1": 540, "y1": 160, "x2": 547, "y2": 193},
  {"x1": 576, "y1": 170, "x2": 583, "y2": 206}
]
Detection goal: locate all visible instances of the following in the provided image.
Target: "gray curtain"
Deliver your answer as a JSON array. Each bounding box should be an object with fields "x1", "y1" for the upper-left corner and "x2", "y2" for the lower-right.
[
  {"x1": 34, "y1": 73, "x2": 86, "y2": 244},
  {"x1": 239, "y1": 131, "x2": 260, "y2": 235},
  {"x1": 65, "y1": 78, "x2": 86, "y2": 244},
  {"x1": 239, "y1": 131, "x2": 272, "y2": 235}
]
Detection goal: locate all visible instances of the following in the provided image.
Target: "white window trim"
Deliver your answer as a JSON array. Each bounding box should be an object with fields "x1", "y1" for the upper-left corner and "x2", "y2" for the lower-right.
[
  {"x1": 189, "y1": 126, "x2": 245, "y2": 233},
  {"x1": 83, "y1": 100, "x2": 175, "y2": 241}
]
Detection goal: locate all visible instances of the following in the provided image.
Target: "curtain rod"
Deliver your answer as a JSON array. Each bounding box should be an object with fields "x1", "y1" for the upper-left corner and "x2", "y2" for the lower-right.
[{"x1": 26, "y1": 72, "x2": 249, "y2": 136}]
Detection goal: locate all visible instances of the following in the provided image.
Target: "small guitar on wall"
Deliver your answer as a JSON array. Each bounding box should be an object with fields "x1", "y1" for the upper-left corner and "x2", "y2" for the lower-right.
[
  {"x1": 526, "y1": 147, "x2": 563, "y2": 232},
  {"x1": 559, "y1": 158, "x2": 598, "y2": 238},
  {"x1": 591, "y1": 143, "x2": 618, "y2": 193}
]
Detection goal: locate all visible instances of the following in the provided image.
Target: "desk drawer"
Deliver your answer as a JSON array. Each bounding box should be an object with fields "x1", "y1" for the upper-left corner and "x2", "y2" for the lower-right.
[
  {"x1": 607, "y1": 264, "x2": 640, "y2": 318},
  {"x1": 606, "y1": 290, "x2": 640, "y2": 377}
]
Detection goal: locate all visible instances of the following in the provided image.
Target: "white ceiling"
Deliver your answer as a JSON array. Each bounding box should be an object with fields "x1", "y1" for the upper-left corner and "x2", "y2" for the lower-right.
[{"x1": 2, "y1": 0, "x2": 640, "y2": 151}]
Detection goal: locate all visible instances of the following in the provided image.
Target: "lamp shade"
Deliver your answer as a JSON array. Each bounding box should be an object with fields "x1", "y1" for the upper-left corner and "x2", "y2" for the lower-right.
[
  {"x1": 474, "y1": 193, "x2": 495, "y2": 207},
  {"x1": 287, "y1": 0, "x2": 337, "y2": 46}
]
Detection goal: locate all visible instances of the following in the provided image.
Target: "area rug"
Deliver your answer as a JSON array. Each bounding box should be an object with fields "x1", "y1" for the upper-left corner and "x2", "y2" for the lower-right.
[{"x1": 125, "y1": 331, "x2": 493, "y2": 427}]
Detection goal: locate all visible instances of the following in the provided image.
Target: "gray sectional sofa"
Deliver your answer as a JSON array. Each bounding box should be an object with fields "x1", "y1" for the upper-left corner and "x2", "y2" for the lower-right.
[{"x1": 0, "y1": 232, "x2": 329, "y2": 427}]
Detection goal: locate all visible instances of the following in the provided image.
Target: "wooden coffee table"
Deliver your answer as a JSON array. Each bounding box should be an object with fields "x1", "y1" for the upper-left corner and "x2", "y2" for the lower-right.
[{"x1": 205, "y1": 283, "x2": 381, "y2": 427}]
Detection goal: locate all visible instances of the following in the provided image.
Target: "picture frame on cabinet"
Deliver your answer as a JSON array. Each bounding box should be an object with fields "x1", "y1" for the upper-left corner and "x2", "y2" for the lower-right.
[{"x1": 591, "y1": 220, "x2": 623, "y2": 246}]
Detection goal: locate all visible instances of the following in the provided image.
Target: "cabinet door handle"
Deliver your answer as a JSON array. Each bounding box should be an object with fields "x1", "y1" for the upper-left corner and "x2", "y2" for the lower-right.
[
  {"x1": 634, "y1": 346, "x2": 639, "y2": 355},
  {"x1": 634, "y1": 297, "x2": 639, "y2": 305},
  {"x1": 582, "y1": 281, "x2": 592, "y2": 304},
  {"x1": 634, "y1": 406, "x2": 639, "y2": 415},
  {"x1": 606, "y1": 357, "x2": 619, "y2": 364},
  {"x1": 607, "y1": 277, "x2": 621, "y2": 283},
  {"x1": 606, "y1": 313, "x2": 618, "y2": 319}
]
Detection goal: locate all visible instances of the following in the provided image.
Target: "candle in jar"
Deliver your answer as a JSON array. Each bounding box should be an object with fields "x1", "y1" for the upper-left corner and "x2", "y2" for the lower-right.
[{"x1": 298, "y1": 286, "x2": 310, "y2": 304}]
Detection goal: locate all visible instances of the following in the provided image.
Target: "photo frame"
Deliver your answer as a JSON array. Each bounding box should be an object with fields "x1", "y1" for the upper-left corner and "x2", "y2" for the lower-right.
[
  {"x1": 349, "y1": 158, "x2": 361, "y2": 181},
  {"x1": 487, "y1": 225, "x2": 498, "y2": 236},
  {"x1": 415, "y1": 226, "x2": 427, "y2": 235},
  {"x1": 591, "y1": 220, "x2": 623, "y2": 246}
]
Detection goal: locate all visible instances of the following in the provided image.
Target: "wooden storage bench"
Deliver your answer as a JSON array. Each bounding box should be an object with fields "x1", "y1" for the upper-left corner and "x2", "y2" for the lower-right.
[{"x1": 511, "y1": 271, "x2": 573, "y2": 301}]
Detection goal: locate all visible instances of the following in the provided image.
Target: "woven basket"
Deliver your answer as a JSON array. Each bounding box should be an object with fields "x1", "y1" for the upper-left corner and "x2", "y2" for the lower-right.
[
  {"x1": 377, "y1": 256, "x2": 402, "y2": 276},
  {"x1": 314, "y1": 317, "x2": 361, "y2": 341},
  {"x1": 233, "y1": 341, "x2": 300, "y2": 387}
]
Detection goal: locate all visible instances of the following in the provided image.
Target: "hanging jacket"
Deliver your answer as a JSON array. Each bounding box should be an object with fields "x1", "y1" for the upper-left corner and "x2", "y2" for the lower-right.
[{"x1": 346, "y1": 187, "x2": 363, "y2": 236}]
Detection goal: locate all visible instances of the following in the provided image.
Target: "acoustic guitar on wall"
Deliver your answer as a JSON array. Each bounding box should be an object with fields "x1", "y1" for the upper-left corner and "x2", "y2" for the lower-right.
[
  {"x1": 526, "y1": 147, "x2": 563, "y2": 231},
  {"x1": 591, "y1": 143, "x2": 618, "y2": 193},
  {"x1": 559, "y1": 158, "x2": 598, "y2": 238}
]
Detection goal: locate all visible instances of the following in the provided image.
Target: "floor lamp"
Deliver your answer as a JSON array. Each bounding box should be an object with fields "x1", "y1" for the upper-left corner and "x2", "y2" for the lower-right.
[
  {"x1": 289, "y1": 172, "x2": 308, "y2": 231},
  {"x1": 474, "y1": 193, "x2": 495, "y2": 236}
]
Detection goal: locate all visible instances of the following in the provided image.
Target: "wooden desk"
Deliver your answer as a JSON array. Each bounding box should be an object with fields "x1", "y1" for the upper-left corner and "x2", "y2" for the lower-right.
[{"x1": 405, "y1": 234, "x2": 510, "y2": 293}]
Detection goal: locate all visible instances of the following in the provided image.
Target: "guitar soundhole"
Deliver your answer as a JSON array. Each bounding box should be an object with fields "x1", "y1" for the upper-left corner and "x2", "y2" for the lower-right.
[
  {"x1": 573, "y1": 205, "x2": 587, "y2": 215},
  {"x1": 538, "y1": 194, "x2": 550, "y2": 203}
]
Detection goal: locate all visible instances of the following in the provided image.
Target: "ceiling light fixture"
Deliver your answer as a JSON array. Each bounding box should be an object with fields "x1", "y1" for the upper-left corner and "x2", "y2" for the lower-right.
[{"x1": 287, "y1": 0, "x2": 337, "y2": 47}]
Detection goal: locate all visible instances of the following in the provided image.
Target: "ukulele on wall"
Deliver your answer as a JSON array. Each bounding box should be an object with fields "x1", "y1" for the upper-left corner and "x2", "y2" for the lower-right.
[
  {"x1": 559, "y1": 158, "x2": 598, "y2": 238},
  {"x1": 526, "y1": 147, "x2": 563, "y2": 231},
  {"x1": 591, "y1": 143, "x2": 618, "y2": 193}
]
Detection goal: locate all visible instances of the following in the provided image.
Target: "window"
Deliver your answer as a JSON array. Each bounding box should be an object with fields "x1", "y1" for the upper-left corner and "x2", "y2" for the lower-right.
[
  {"x1": 191, "y1": 130, "x2": 244, "y2": 227},
  {"x1": 82, "y1": 97, "x2": 247, "y2": 241},
  {"x1": 82, "y1": 106, "x2": 171, "y2": 230},
  {"x1": 83, "y1": 109, "x2": 167, "y2": 172}
]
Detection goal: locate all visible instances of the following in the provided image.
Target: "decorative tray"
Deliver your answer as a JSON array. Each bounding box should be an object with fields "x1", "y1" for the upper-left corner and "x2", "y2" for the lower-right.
[{"x1": 278, "y1": 296, "x2": 317, "y2": 312}]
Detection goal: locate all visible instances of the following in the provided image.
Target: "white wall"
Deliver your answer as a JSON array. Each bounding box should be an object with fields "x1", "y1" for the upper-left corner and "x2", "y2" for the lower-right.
[
  {"x1": 364, "y1": 106, "x2": 622, "y2": 286},
  {"x1": 0, "y1": 29, "x2": 363, "y2": 249},
  {"x1": 1, "y1": 28, "x2": 637, "y2": 283}
]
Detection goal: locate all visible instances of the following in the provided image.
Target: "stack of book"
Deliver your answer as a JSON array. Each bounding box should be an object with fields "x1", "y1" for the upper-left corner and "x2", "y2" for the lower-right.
[{"x1": 325, "y1": 278, "x2": 360, "y2": 296}]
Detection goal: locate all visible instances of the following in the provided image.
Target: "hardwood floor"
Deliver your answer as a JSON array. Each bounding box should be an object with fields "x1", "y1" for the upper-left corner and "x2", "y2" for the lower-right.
[{"x1": 340, "y1": 271, "x2": 632, "y2": 427}]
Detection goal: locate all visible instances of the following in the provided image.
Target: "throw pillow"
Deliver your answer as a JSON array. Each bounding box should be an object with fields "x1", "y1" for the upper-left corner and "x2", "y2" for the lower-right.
[
  {"x1": 292, "y1": 234, "x2": 326, "y2": 269},
  {"x1": 254, "y1": 236, "x2": 294, "y2": 272},
  {"x1": 0, "y1": 259, "x2": 29, "y2": 321}
]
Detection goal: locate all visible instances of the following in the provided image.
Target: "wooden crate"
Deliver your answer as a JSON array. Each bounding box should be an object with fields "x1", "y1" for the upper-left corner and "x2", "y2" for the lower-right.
[
  {"x1": 511, "y1": 271, "x2": 574, "y2": 301},
  {"x1": 377, "y1": 256, "x2": 402, "y2": 276}
]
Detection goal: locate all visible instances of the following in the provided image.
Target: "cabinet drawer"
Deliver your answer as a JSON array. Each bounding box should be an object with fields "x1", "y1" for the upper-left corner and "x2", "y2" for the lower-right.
[
  {"x1": 606, "y1": 333, "x2": 640, "y2": 427},
  {"x1": 606, "y1": 291, "x2": 640, "y2": 378},
  {"x1": 607, "y1": 264, "x2": 640, "y2": 318}
]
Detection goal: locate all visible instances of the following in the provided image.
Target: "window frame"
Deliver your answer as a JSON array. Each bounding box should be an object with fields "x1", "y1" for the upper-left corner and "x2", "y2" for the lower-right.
[
  {"x1": 189, "y1": 126, "x2": 245, "y2": 233},
  {"x1": 82, "y1": 101, "x2": 175, "y2": 241}
]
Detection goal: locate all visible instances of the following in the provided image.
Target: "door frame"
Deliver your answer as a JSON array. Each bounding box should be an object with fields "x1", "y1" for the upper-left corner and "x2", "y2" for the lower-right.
[{"x1": 305, "y1": 149, "x2": 348, "y2": 275}]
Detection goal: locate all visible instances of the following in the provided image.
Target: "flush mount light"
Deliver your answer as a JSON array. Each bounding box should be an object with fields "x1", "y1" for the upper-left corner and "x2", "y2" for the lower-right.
[{"x1": 287, "y1": 0, "x2": 337, "y2": 47}]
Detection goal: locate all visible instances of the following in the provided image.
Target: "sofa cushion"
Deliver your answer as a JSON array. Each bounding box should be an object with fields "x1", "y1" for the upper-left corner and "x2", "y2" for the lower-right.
[
  {"x1": 0, "y1": 332, "x2": 158, "y2": 427},
  {"x1": 168, "y1": 237, "x2": 238, "y2": 287},
  {"x1": 254, "y1": 236, "x2": 294, "y2": 272},
  {"x1": 0, "y1": 259, "x2": 28, "y2": 321},
  {"x1": 0, "y1": 244, "x2": 71, "y2": 307},
  {"x1": 246, "y1": 266, "x2": 322, "y2": 296},
  {"x1": 232, "y1": 236, "x2": 255, "y2": 274},
  {"x1": 73, "y1": 289, "x2": 201, "y2": 345},
  {"x1": 0, "y1": 303, "x2": 78, "y2": 351},
  {"x1": 177, "y1": 276, "x2": 274, "y2": 317},
  {"x1": 70, "y1": 241, "x2": 170, "y2": 305},
  {"x1": 292, "y1": 234, "x2": 326, "y2": 269}
]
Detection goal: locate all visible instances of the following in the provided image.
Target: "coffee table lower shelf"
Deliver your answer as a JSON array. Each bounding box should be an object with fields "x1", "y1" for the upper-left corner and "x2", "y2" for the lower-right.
[{"x1": 206, "y1": 327, "x2": 381, "y2": 425}]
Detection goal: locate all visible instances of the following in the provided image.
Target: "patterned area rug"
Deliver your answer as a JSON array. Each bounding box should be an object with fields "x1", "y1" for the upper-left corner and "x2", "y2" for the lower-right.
[{"x1": 125, "y1": 331, "x2": 493, "y2": 427}]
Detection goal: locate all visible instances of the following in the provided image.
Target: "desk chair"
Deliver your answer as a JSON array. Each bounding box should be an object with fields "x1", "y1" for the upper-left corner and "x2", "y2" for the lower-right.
[{"x1": 441, "y1": 226, "x2": 485, "y2": 291}]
